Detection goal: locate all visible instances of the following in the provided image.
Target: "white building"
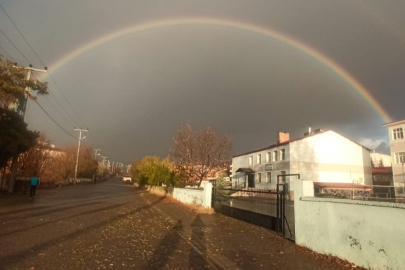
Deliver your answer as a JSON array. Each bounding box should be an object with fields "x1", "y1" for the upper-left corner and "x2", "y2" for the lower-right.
[
  {"x1": 370, "y1": 151, "x2": 392, "y2": 167},
  {"x1": 232, "y1": 130, "x2": 372, "y2": 198},
  {"x1": 383, "y1": 118, "x2": 405, "y2": 196}
]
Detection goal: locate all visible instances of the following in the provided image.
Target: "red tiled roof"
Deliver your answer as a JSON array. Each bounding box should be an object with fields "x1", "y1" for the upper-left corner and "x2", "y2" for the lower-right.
[
  {"x1": 372, "y1": 167, "x2": 392, "y2": 174},
  {"x1": 233, "y1": 130, "x2": 370, "y2": 158}
]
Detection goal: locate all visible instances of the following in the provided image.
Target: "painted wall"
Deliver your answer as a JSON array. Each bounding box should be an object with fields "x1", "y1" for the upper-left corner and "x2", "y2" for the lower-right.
[
  {"x1": 295, "y1": 179, "x2": 405, "y2": 270},
  {"x1": 231, "y1": 145, "x2": 290, "y2": 190},
  {"x1": 232, "y1": 131, "x2": 372, "y2": 192},
  {"x1": 370, "y1": 152, "x2": 392, "y2": 167},
  {"x1": 289, "y1": 131, "x2": 372, "y2": 187},
  {"x1": 172, "y1": 182, "x2": 212, "y2": 208}
]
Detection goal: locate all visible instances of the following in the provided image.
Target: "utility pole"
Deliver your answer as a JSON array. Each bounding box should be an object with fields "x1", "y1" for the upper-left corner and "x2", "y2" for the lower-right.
[
  {"x1": 101, "y1": 156, "x2": 107, "y2": 166},
  {"x1": 8, "y1": 64, "x2": 47, "y2": 193},
  {"x1": 93, "y1": 148, "x2": 101, "y2": 158},
  {"x1": 74, "y1": 128, "x2": 88, "y2": 183}
]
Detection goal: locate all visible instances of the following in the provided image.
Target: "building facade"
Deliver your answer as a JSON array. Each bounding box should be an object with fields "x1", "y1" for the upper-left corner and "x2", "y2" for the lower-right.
[
  {"x1": 370, "y1": 152, "x2": 392, "y2": 167},
  {"x1": 232, "y1": 130, "x2": 372, "y2": 197},
  {"x1": 384, "y1": 119, "x2": 405, "y2": 197}
]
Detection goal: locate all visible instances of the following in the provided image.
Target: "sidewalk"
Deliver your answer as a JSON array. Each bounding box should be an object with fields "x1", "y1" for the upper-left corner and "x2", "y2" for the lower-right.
[{"x1": 141, "y1": 191, "x2": 358, "y2": 270}]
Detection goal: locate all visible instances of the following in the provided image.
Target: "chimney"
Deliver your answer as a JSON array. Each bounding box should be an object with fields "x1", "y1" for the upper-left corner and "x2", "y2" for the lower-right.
[{"x1": 277, "y1": 131, "x2": 290, "y2": 144}]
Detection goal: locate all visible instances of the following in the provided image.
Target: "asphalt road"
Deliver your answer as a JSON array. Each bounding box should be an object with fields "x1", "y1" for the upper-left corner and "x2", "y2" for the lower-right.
[
  {"x1": 0, "y1": 177, "x2": 208, "y2": 269},
  {"x1": 0, "y1": 177, "x2": 354, "y2": 270}
]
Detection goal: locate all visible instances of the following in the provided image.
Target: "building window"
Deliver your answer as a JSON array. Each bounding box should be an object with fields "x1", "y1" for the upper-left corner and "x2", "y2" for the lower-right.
[
  {"x1": 266, "y1": 152, "x2": 271, "y2": 163},
  {"x1": 257, "y1": 173, "x2": 261, "y2": 183},
  {"x1": 257, "y1": 154, "x2": 261, "y2": 164},
  {"x1": 393, "y1": 128, "x2": 404, "y2": 140},
  {"x1": 249, "y1": 156, "x2": 253, "y2": 165},
  {"x1": 395, "y1": 152, "x2": 405, "y2": 164},
  {"x1": 280, "y1": 149, "x2": 286, "y2": 161},
  {"x1": 266, "y1": 172, "x2": 271, "y2": 183},
  {"x1": 273, "y1": 151, "x2": 278, "y2": 161}
]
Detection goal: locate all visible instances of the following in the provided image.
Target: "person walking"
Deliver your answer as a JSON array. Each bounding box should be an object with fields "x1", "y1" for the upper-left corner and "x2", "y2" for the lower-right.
[{"x1": 30, "y1": 172, "x2": 40, "y2": 199}]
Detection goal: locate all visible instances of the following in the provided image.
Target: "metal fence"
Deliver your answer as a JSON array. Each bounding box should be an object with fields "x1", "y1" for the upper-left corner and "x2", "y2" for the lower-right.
[{"x1": 212, "y1": 183, "x2": 294, "y2": 238}]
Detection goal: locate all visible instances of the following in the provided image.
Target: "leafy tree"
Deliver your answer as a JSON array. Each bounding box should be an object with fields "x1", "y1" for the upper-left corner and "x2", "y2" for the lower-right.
[
  {"x1": 0, "y1": 108, "x2": 38, "y2": 169},
  {"x1": 129, "y1": 156, "x2": 178, "y2": 186},
  {"x1": 0, "y1": 57, "x2": 48, "y2": 191},
  {"x1": 149, "y1": 164, "x2": 179, "y2": 186},
  {"x1": 171, "y1": 123, "x2": 233, "y2": 187},
  {"x1": 97, "y1": 162, "x2": 109, "y2": 178},
  {"x1": 51, "y1": 145, "x2": 98, "y2": 182},
  {"x1": 215, "y1": 176, "x2": 230, "y2": 202},
  {"x1": 77, "y1": 146, "x2": 98, "y2": 178},
  {"x1": 0, "y1": 57, "x2": 47, "y2": 112}
]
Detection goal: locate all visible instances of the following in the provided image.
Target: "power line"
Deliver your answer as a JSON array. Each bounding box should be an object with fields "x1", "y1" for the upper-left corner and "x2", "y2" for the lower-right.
[
  {"x1": 0, "y1": 4, "x2": 100, "y2": 149},
  {"x1": 0, "y1": 5, "x2": 84, "y2": 127},
  {"x1": 0, "y1": 44, "x2": 15, "y2": 62},
  {"x1": 0, "y1": 4, "x2": 43, "y2": 66},
  {"x1": 36, "y1": 73, "x2": 80, "y2": 127},
  {"x1": 0, "y1": 28, "x2": 30, "y2": 63},
  {"x1": 34, "y1": 100, "x2": 77, "y2": 140}
]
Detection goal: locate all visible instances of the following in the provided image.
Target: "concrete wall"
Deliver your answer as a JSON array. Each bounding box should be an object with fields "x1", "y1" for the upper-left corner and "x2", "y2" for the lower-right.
[
  {"x1": 295, "y1": 179, "x2": 405, "y2": 270},
  {"x1": 172, "y1": 182, "x2": 212, "y2": 208}
]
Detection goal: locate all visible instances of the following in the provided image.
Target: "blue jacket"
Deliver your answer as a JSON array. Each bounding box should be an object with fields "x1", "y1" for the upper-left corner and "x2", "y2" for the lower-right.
[{"x1": 30, "y1": 176, "x2": 39, "y2": 186}]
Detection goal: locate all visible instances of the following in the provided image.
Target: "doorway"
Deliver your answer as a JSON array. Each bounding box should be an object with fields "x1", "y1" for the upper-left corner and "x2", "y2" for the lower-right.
[{"x1": 248, "y1": 173, "x2": 255, "y2": 188}]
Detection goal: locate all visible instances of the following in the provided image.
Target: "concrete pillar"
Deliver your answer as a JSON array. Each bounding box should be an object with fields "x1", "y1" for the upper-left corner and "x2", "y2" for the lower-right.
[
  {"x1": 294, "y1": 179, "x2": 314, "y2": 247},
  {"x1": 294, "y1": 179, "x2": 314, "y2": 201},
  {"x1": 203, "y1": 182, "x2": 212, "y2": 208}
]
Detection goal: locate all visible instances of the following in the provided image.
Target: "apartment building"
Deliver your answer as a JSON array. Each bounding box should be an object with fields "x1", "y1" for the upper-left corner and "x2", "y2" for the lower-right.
[
  {"x1": 232, "y1": 129, "x2": 372, "y2": 197},
  {"x1": 383, "y1": 119, "x2": 405, "y2": 196}
]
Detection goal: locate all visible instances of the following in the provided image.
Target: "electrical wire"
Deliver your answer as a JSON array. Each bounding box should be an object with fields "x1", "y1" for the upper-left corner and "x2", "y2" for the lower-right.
[
  {"x1": 0, "y1": 44, "x2": 15, "y2": 62},
  {"x1": 0, "y1": 4, "x2": 102, "y2": 150},
  {"x1": 0, "y1": 4, "x2": 100, "y2": 149},
  {"x1": 34, "y1": 100, "x2": 77, "y2": 139},
  {"x1": 36, "y1": 73, "x2": 80, "y2": 127},
  {"x1": 0, "y1": 28, "x2": 30, "y2": 63}
]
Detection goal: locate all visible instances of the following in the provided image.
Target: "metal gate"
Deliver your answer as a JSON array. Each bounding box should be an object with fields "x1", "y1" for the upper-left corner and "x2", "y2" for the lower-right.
[{"x1": 211, "y1": 180, "x2": 295, "y2": 239}]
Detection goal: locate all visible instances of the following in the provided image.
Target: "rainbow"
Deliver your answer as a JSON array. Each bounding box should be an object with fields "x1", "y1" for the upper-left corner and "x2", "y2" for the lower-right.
[{"x1": 45, "y1": 18, "x2": 391, "y2": 122}]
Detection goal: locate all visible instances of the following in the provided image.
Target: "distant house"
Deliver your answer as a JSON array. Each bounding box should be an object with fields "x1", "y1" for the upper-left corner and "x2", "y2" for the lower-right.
[
  {"x1": 370, "y1": 151, "x2": 392, "y2": 167},
  {"x1": 383, "y1": 118, "x2": 405, "y2": 197},
  {"x1": 232, "y1": 129, "x2": 372, "y2": 199}
]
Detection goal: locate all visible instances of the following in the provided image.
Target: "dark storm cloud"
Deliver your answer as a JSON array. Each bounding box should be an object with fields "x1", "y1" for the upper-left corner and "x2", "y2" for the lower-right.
[{"x1": 1, "y1": 0, "x2": 404, "y2": 163}]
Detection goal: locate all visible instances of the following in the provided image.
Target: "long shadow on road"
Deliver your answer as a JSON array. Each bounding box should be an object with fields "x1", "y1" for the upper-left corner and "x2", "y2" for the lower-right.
[
  {"x1": 0, "y1": 190, "x2": 145, "y2": 219},
  {"x1": 0, "y1": 196, "x2": 165, "y2": 269},
  {"x1": 1, "y1": 201, "x2": 103, "y2": 221},
  {"x1": 0, "y1": 202, "x2": 130, "y2": 239}
]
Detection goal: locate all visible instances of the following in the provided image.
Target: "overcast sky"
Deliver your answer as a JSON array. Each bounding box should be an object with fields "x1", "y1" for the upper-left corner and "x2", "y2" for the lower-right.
[{"x1": 1, "y1": 0, "x2": 404, "y2": 163}]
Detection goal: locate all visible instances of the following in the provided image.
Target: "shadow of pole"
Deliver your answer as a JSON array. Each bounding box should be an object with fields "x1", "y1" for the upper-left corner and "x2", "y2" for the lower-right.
[{"x1": 142, "y1": 220, "x2": 183, "y2": 269}]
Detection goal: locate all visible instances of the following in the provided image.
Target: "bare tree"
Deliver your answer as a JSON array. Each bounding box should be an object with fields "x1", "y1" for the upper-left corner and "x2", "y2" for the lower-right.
[
  {"x1": 53, "y1": 146, "x2": 76, "y2": 182},
  {"x1": 171, "y1": 124, "x2": 232, "y2": 187}
]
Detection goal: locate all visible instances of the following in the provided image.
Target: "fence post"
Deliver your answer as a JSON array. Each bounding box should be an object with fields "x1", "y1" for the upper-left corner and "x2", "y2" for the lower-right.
[
  {"x1": 211, "y1": 180, "x2": 216, "y2": 208},
  {"x1": 283, "y1": 184, "x2": 286, "y2": 237}
]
